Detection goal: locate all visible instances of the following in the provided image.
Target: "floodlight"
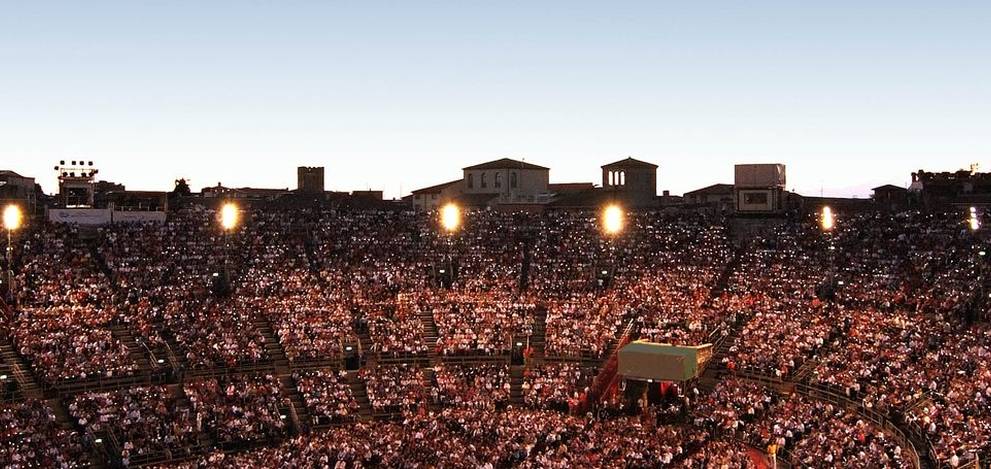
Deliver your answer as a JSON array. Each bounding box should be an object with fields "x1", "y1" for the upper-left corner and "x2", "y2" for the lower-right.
[
  {"x1": 440, "y1": 203, "x2": 462, "y2": 233},
  {"x1": 602, "y1": 204, "x2": 624, "y2": 235},
  {"x1": 820, "y1": 206, "x2": 835, "y2": 232},
  {"x1": 220, "y1": 202, "x2": 240, "y2": 231},
  {"x1": 2, "y1": 205, "x2": 22, "y2": 231}
]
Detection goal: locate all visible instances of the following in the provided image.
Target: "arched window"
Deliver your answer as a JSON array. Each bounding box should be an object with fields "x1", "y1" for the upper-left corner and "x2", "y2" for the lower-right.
[
  {"x1": 495, "y1": 172, "x2": 502, "y2": 188},
  {"x1": 467, "y1": 173, "x2": 474, "y2": 189},
  {"x1": 510, "y1": 171, "x2": 518, "y2": 189},
  {"x1": 481, "y1": 172, "x2": 488, "y2": 188}
]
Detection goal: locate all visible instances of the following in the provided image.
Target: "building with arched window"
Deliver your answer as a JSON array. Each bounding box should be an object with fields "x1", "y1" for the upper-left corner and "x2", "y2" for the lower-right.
[
  {"x1": 0, "y1": 170, "x2": 38, "y2": 214},
  {"x1": 409, "y1": 157, "x2": 669, "y2": 211},
  {"x1": 408, "y1": 158, "x2": 551, "y2": 211},
  {"x1": 601, "y1": 157, "x2": 659, "y2": 207},
  {"x1": 462, "y1": 158, "x2": 550, "y2": 205},
  {"x1": 411, "y1": 179, "x2": 463, "y2": 211}
]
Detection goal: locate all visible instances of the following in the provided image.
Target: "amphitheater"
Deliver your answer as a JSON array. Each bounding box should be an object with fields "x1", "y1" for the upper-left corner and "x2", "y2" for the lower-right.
[{"x1": 1, "y1": 205, "x2": 987, "y2": 468}]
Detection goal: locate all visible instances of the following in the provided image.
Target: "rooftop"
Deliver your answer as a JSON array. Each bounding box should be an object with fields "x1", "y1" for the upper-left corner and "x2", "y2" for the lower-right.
[
  {"x1": 463, "y1": 158, "x2": 548, "y2": 171},
  {"x1": 412, "y1": 179, "x2": 462, "y2": 195},
  {"x1": 549, "y1": 182, "x2": 596, "y2": 193},
  {"x1": 684, "y1": 183, "x2": 734, "y2": 196},
  {"x1": 602, "y1": 157, "x2": 658, "y2": 169},
  {"x1": 872, "y1": 184, "x2": 908, "y2": 192},
  {"x1": 0, "y1": 170, "x2": 29, "y2": 179}
]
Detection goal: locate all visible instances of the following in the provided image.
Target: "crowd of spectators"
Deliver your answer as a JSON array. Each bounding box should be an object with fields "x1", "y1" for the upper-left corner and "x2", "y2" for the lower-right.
[
  {"x1": 294, "y1": 369, "x2": 359, "y2": 425},
  {"x1": 178, "y1": 407, "x2": 760, "y2": 468},
  {"x1": 723, "y1": 297, "x2": 840, "y2": 377},
  {"x1": 169, "y1": 298, "x2": 268, "y2": 369},
  {"x1": 68, "y1": 385, "x2": 198, "y2": 464},
  {"x1": 621, "y1": 217, "x2": 733, "y2": 347},
  {"x1": 693, "y1": 378, "x2": 909, "y2": 467},
  {"x1": 9, "y1": 208, "x2": 741, "y2": 378},
  {"x1": 523, "y1": 363, "x2": 594, "y2": 411},
  {"x1": 432, "y1": 292, "x2": 535, "y2": 356},
  {"x1": 809, "y1": 307, "x2": 933, "y2": 412},
  {"x1": 680, "y1": 440, "x2": 757, "y2": 468},
  {"x1": 97, "y1": 209, "x2": 269, "y2": 369},
  {"x1": 12, "y1": 307, "x2": 137, "y2": 383},
  {"x1": 545, "y1": 294, "x2": 625, "y2": 358},
  {"x1": 432, "y1": 363, "x2": 511, "y2": 409},
  {"x1": 313, "y1": 210, "x2": 429, "y2": 304},
  {"x1": 538, "y1": 213, "x2": 733, "y2": 358},
  {"x1": 0, "y1": 400, "x2": 85, "y2": 468},
  {"x1": 4, "y1": 206, "x2": 990, "y2": 467},
  {"x1": 183, "y1": 375, "x2": 287, "y2": 444},
  {"x1": 360, "y1": 364, "x2": 427, "y2": 415},
  {"x1": 363, "y1": 299, "x2": 428, "y2": 356},
  {"x1": 261, "y1": 297, "x2": 353, "y2": 364},
  {"x1": 906, "y1": 323, "x2": 991, "y2": 464},
  {"x1": 724, "y1": 211, "x2": 991, "y2": 466},
  {"x1": 627, "y1": 270, "x2": 726, "y2": 347},
  {"x1": 12, "y1": 225, "x2": 136, "y2": 383}
]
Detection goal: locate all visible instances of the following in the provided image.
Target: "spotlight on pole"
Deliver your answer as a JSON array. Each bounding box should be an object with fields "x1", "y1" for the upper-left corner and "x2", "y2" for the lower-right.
[
  {"x1": 820, "y1": 206, "x2": 835, "y2": 232},
  {"x1": 213, "y1": 202, "x2": 239, "y2": 298},
  {"x1": 970, "y1": 207, "x2": 981, "y2": 232},
  {"x1": 602, "y1": 204, "x2": 625, "y2": 236},
  {"x1": 437, "y1": 202, "x2": 462, "y2": 288},
  {"x1": 3, "y1": 205, "x2": 22, "y2": 232},
  {"x1": 4, "y1": 204, "x2": 23, "y2": 302},
  {"x1": 440, "y1": 203, "x2": 462, "y2": 233},
  {"x1": 220, "y1": 202, "x2": 240, "y2": 231}
]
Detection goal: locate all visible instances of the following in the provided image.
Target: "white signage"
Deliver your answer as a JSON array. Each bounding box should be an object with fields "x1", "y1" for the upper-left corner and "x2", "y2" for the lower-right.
[
  {"x1": 112, "y1": 211, "x2": 167, "y2": 224},
  {"x1": 48, "y1": 209, "x2": 167, "y2": 225},
  {"x1": 48, "y1": 208, "x2": 112, "y2": 225}
]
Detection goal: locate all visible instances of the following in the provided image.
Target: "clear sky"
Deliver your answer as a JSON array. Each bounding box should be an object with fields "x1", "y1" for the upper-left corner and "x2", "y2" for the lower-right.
[{"x1": 1, "y1": 1, "x2": 988, "y2": 199}]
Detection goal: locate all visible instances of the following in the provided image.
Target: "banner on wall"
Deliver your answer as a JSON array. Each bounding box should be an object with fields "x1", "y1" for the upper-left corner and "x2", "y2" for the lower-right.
[
  {"x1": 48, "y1": 208, "x2": 112, "y2": 225},
  {"x1": 112, "y1": 211, "x2": 167, "y2": 223},
  {"x1": 47, "y1": 208, "x2": 166, "y2": 225}
]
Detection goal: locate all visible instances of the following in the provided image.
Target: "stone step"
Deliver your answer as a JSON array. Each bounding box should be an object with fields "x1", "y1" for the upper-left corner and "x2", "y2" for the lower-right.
[
  {"x1": 277, "y1": 374, "x2": 312, "y2": 434},
  {"x1": 344, "y1": 371, "x2": 373, "y2": 418},
  {"x1": 47, "y1": 398, "x2": 75, "y2": 431},
  {"x1": 509, "y1": 365, "x2": 524, "y2": 404},
  {"x1": 252, "y1": 319, "x2": 291, "y2": 374},
  {"x1": 110, "y1": 325, "x2": 152, "y2": 370},
  {"x1": 0, "y1": 343, "x2": 44, "y2": 398}
]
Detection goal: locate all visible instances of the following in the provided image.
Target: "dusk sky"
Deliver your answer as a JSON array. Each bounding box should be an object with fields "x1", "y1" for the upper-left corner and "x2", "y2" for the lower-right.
[{"x1": 1, "y1": 1, "x2": 988, "y2": 199}]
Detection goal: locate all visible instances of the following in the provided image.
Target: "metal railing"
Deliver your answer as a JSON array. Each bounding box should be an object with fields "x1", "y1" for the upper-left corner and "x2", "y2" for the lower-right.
[
  {"x1": 795, "y1": 382, "x2": 922, "y2": 469},
  {"x1": 728, "y1": 373, "x2": 923, "y2": 469}
]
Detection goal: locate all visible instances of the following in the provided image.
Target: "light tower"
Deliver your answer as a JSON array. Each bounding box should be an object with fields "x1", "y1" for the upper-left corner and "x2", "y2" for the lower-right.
[
  {"x1": 602, "y1": 204, "x2": 625, "y2": 236},
  {"x1": 820, "y1": 206, "x2": 835, "y2": 232},
  {"x1": 597, "y1": 203, "x2": 625, "y2": 289},
  {"x1": 969, "y1": 207, "x2": 987, "y2": 322},
  {"x1": 214, "y1": 201, "x2": 240, "y2": 297},
  {"x1": 53, "y1": 160, "x2": 98, "y2": 207},
  {"x1": 438, "y1": 203, "x2": 462, "y2": 288},
  {"x1": 818, "y1": 206, "x2": 838, "y2": 301},
  {"x1": 440, "y1": 203, "x2": 462, "y2": 233},
  {"x1": 3, "y1": 204, "x2": 23, "y2": 302}
]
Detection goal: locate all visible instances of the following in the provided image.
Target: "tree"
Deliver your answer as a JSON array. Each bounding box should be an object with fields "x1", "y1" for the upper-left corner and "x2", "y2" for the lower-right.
[{"x1": 172, "y1": 178, "x2": 191, "y2": 197}]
